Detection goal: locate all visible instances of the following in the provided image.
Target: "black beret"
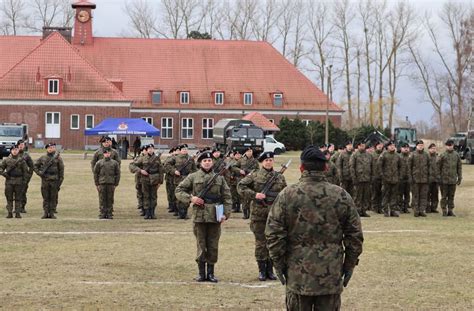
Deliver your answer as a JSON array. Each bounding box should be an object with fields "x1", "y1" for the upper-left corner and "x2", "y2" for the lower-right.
[
  {"x1": 416, "y1": 140, "x2": 424, "y2": 146},
  {"x1": 244, "y1": 147, "x2": 253, "y2": 152},
  {"x1": 104, "y1": 136, "x2": 112, "y2": 141},
  {"x1": 445, "y1": 139, "x2": 454, "y2": 146},
  {"x1": 258, "y1": 151, "x2": 274, "y2": 162},
  {"x1": 140, "y1": 145, "x2": 147, "y2": 152},
  {"x1": 318, "y1": 143, "x2": 327, "y2": 149},
  {"x1": 401, "y1": 142, "x2": 409, "y2": 148},
  {"x1": 11, "y1": 144, "x2": 19, "y2": 149},
  {"x1": 145, "y1": 143, "x2": 154, "y2": 150},
  {"x1": 428, "y1": 143, "x2": 436, "y2": 149},
  {"x1": 212, "y1": 148, "x2": 221, "y2": 154},
  {"x1": 300, "y1": 145, "x2": 327, "y2": 162},
  {"x1": 17, "y1": 139, "x2": 24, "y2": 145},
  {"x1": 345, "y1": 140, "x2": 353, "y2": 146},
  {"x1": 103, "y1": 149, "x2": 111, "y2": 154},
  {"x1": 197, "y1": 151, "x2": 213, "y2": 162},
  {"x1": 45, "y1": 142, "x2": 56, "y2": 149},
  {"x1": 169, "y1": 147, "x2": 175, "y2": 153},
  {"x1": 385, "y1": 141, "x2": 395, "y2": 148}
]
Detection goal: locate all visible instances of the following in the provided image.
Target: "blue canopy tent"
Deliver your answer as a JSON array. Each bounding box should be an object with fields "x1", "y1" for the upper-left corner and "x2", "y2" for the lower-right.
[{"x1": 84, "y1": 118, "x2": 160, "y2": 136}]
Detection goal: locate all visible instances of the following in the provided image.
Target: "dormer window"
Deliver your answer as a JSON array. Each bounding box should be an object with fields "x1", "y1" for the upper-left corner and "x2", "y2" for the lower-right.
[
  {"x1": 243, "y1": 92, "x2": 253, "y2": 105},
  {"x1": 151, "y1": 91, "x2": 162, "y2": 104},
  {"x1": 273, "y1": 93, "x2": 283, "y2": 106},
  {"x1": 48, "y1": 79, "x2": 59, "y2": 95},
  {"x1": 214, "y1": 92, "x2": 224, "y2": 105},
  {"x1": 180, "y1": 91, "x2": 190, "y2": 104}
]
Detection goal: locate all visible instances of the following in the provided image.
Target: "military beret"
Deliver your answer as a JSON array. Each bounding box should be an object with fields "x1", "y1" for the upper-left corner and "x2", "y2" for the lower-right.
[
  {"x1": 197, "y1": 151, "x2": 213, "y2": 162},
  {"x1": 11, "y1": 144, "x2": 19, "y2": 150},
  {"x1": 16, "y1": 139, "x2": 24, "y2": 145},
  {"x1": 428, "y1": 143, "x2": 436, "y2": 149},
  {"x1": 375, "y1": 140, "x2": 385, "y2": 146},
  {"x1": 300, "y1": 145, "x2": 327, "y2": 162},
  {"x1": 145, "y1": 143, "x2": 154, "y2": 150},
  {"x1": 445, "y1": 139, "x2": 454, "y2": 146},
  {"x1": 416, "y1": 140, "x2": 424, "y2": 146},
  {"x1": 318, "y1": 143, "x2": 327, "y2": 149},
  {"x1": 258, "y1": 151, "x2": 274, "y2": 162},
  {"x1": 244, "y1": 147, "x2": 253, "y2": 152},
  {"x1": 169, "y1": 147, "x2": 175, "y2": 153},
  {"x1": 345, "y1": 140, "x2": 353, "y2": 146},
  {"x1": 385, "y1": 141, "x2": 395, "y2": 148},
  {"x1": 212, "y1": 148, "x2": 221, "y2": 154},
  {"x1": 104, "y1": 136, "x2": 112, "y2": 141},
  {"x1": 140, "y1": 145, "x2": 147, "y2": 152},
  {"x1": 328, "y1": 143, "x2": 334, "y2": 148},
  {"x1": 45, "y1": 142, "x2": 56, "y2": 149},
  {"x1": 103, "y1": 149, "x2": 111, "y2": 154},
  {"x1": 401, "y1": 142, "x2": 409, "y2": 148}
]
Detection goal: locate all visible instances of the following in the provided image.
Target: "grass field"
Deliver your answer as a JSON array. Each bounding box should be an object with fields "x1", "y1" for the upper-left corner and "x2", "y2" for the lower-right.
[{"x1": 0, "y1": 151, "x2": 473, "y2": 310}]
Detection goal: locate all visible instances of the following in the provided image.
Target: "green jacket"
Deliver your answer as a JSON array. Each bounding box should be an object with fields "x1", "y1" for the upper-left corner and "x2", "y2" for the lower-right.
[
  {"x1": 265, "y1": 171, "x2": 363, "y2": 296},
  {"x1": 378, "y1": 150, "x2": 401, "y2": 184},
  {"x1": 336, "y1": 150, "x2": 353, "y2": 182},
  {"x1": 371, "y1": 150, "x2": 384, "y2": 180},
  {"x1": 129, "y1": 153, "x2": 164, "y2": 185},
  {"x1": 399, "y1": 152, "x2": 410, "y2": 181},
  {"x1": 230, "y1": 156, "x2": 259, "y2": 177},
  {"x1": 18, "y1": 150, "x2": 34, "y2": 182},
  {"x1": 428, "y1": 153, "x2": 440, "y2": 183},
  {"x1": 408, "y1": 150, "x2": 430, "y2": 184},
  {"x1": 94, "y1": 157, "x2": 120, "y2": 186},
  {"x1": 438, "y1": 150, "x2": 462, "y2": 185},
  {"x1": 175, "y1": 168, "x2": 232, "y2": 223},
  {"x1": 90, "y1": 146, "x2": 121, "y2": 171},
  {"x1": 34, "y1": 152, "x2": 64, "y2": 185},
  {"x1": 0, "y1": 154, "x2": 29, "y2": 185},
  {"x1": 325, "y1": 161, "x2": 339, "y2": 185},
  {"x1": 349, "y1": 150, "x2": 372, "y2": 183},
  {"x1": 167, "y1": 154, "x2": 197, "y2": 185}
]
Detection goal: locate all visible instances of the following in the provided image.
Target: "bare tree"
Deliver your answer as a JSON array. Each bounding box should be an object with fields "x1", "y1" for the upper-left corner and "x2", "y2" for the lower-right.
[
  {"x1": 250, "y1": 0, "x2": 280, "y2": 43},
  {"x1": 0, "y1": 0, "x2": 26, "y2": 35},
  {"x1": 277, "y1": 0, "x2": 294, "y2": 58},
  {"x1": 23, "y1": 0, "x2": 73, "y2": 33},
  {"x1": 373, "y1": 0, "x2": 388, "y2": 128},
  {"x1": 124, "y1": 0, "x2": 159, "y2": 38},
  {"x1": 289, "y1": 0, "x2": 307, "y2": 68}
]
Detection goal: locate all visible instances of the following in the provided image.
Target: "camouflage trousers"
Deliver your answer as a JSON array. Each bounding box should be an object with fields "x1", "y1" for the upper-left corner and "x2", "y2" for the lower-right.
[
  {"x1": 340, "y1": 179, "x2": 354, "y2": 198},
  {"x1": 193, "y1": 222, "x2": 221, "y2": 264},
  {"x1": 382, "y1": 182, "x2": 399, "y2": 214},
  {"x1": 427, "y1": 182, "x2": 439, "y2": 212},
  {"x1": 250, "y1": 220, "x2": 269, "y2": 261},
  {"x1": 398, "y1": 181, "x2": 411, "y2": 212},
  {"x1": 98, "y1": 184, "x2": 115, "y2": 216},
  {"x1": 241, "y1": 194, "x2": 251, "y2": 214},
  {"x1": 135, "y1": 180, "x2": 143, "y2": 210},
  {"x1": 19, "y1": 181, "x2": 30, "y2": 211},
  {"x1": 142, "y1": 182, "x2": 158, "y2": 211},
  {"x1": 440, "y1": 184, "x2": 457, "y2": 211},
  {"x1": 166, "y1": 178, "x2": 176, "y2": 206},
  {"x1": 41, "y1": 180, "x2": 59, "y2": 214},
  {"x1": 4, "y1": 183, "x2": 22, "y2": 213},
  {"x1": 411, "y1": 183, "x2": 428, "y2": 215},
  {"x1": 371, "y1": 179, "x2": 383, "y2": 213},
  {"x1": 230, "y1": 184, "x2": 240, "y2": 205},
  {"x1": 286, "y1": 289, "x2": 341, "y2": 311},
  {"x1": 354, "y1": 182, "x2": 371, "y2": 214}
]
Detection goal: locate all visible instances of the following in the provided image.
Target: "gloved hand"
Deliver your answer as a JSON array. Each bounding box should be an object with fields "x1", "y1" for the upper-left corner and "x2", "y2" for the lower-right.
[
  {"x1": 342, "y1": 269, "x2": 353, "y2": 287},
  {"x1": 275, "y1": 267, "x2": 288, "y2": 285},
  {"x1": 456, "y1": 178, "x2": 462, "y2": 186}
]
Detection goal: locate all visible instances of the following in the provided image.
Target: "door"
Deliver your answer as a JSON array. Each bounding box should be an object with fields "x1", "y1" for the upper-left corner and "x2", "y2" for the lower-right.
[{"x1": 45, "y1": 112, "x2": 60, "y2": 138}]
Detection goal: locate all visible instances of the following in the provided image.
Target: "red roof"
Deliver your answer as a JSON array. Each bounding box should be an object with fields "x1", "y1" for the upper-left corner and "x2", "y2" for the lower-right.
[
  {"x1": 0, "y1": 32, "x2": 127, "y2": 101},
  {"x1": 243, "y1": 112, "x2": 280, "y2": 131}
]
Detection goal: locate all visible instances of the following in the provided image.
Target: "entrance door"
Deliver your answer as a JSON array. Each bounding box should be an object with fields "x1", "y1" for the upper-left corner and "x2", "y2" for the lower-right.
[{"x1": 45, "y1": 112, "x2": 60, "y2": 138}]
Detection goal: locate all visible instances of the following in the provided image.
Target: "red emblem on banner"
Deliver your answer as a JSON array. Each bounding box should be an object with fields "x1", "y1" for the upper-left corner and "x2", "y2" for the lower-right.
[{"x1": 118, "y1": 122, "x2": 128, "y2": 130}]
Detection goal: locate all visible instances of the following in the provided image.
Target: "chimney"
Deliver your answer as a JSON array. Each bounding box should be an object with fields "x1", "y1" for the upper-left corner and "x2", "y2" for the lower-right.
[{"x1": 43, "y1": 27, "x2": 72, "y2": 42}]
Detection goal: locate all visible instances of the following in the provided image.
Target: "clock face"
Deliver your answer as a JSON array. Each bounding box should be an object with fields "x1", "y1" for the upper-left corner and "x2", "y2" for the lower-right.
[{"x1": 77, "y1": 10, "x2": 90, "y2": 23}]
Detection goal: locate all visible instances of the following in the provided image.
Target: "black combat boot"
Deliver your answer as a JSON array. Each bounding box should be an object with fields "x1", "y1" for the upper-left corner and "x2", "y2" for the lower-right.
[
  {"x1": 42, "y1": 210, "x2": 49, "y2": 219},
  {"x1": 173, "y1": 204, "x2": 179, "y2": 216},
  {"x1": 207, "y1": 264, "x2": 218, "y2": 283},
  {"x1": 150, "y1": 207, "x2": 157, "y2": 219},
  {"x1": 442, "y1": 210, "x2": 448, "y2": 216},
  {"x1": 242, "y1": 209, "x2": 249, "y2": 219},
  {"x1": 257, "y1": 260, "x2": 267, "y2": 281},
  {"x1": 266, "y1": 259, "x2": 277, "y2": 281},
  {"x1": 144, "y1": 209, "x2": 151, "y2": 220},
  {"x1": 14, "y1": 211, "x2": 21, "y2": 218},
  {"x1": 49, "y1": 211, "x2": 56, "y2": 219},
  {"x1": 139, "y1": 208, "x2": 145, "y2": 216},
  {"x1": 390, "y1": 211, "x2": 399, "y2": 217},
  {"x1": 6, "y1": 211, "x2": 13, "y2": 218},
  {"x1": 359, "y1": 210, "x2": 370, "y2": 217},
  {"x1": 447, "y1": 210, "x2": 456, "y2": 217},
  {"x1": 195, "y1": 262, "x2": 206, "y2": 282}
]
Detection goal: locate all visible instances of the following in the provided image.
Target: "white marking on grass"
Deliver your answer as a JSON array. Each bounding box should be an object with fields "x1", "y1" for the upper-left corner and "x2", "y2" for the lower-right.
[{"x1": 77, "y1": 281, "x2": 278, "y2": 288}]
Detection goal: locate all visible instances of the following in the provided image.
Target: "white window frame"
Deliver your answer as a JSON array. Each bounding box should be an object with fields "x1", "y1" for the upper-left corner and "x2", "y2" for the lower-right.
[
  {"x1": 181, "y1": 118, "x2": 194, "y2": 139},
  {"x1": 151, "y1": 91, "x2": 162, "y2": 104},
  {"x1": 85, "y1": 114, "x2": 94, "y2": 130},
  {"x1": 214, "y1": 92, "x2": 224, "y2": 105},
  {"x1": 48, "y1": 79, "x2": 59, "y2": 95},
  {"x1": 273, "y1": 93, "x2": 283, "y2": 106},
  {"x1": 180, "y1": 91, "x2": 190, "y2": 104},
  {"x1": 244, "y1": 92, "x2": 253, "y2": 105},
  {"x1": 161, "y1": 117, "x2": 173, "y2": 139},
  {"x1": 202, "y1": 118, "x2": 214, "y2": 139},
  {"x1": 303, "y1": 120, "x2": 311, "y2": 126},
  {"x1": 45, "y1": 112, "x2": 61, "y2": 138},
  {"x1": 142, "y1": 117, "x2": 153, "y2": 125},
  {"x1": 70, "y1": 114, "x2": 80, "y2": 130}
]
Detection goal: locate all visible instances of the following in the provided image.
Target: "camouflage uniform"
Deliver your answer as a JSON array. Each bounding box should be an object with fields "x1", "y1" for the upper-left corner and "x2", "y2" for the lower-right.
[
  {"x1": 438, "y1": 150, "x2": 462, "y2": 216},
  {"x1": 224, "y1": 158, "x2": 241, "y2": 212},
  {"x1": 378, "y1": 150, "x2": 401, "y2": 216},
  {"x1": 94, "y1": 157, "x2": 120, "y2": 219},
  {"x1": 175, "y1": 167, "x2": 231, "y2": 281},
  {"x1": 34, "y1": 152, "x2": 64, "y2": 218},
  {"x1": 90, "y1": 146, "x2": 121, "y2": 171},
  {"x1": 398, "y1": 151, "x2": 411, "y2": 213},
  {"x1": 129, "y1": 153, "x2": 164, "y2": 219},
  {"x1": 18, "y1": 149, "x2": 34, "y2": 213},
  {"x1": 231, "y1": 155, "x2": 259, "y2": 219},
  {"x1": 408, "y1": 150, "x2": 430, "y2": 217},
  {"x1": 371, "y1": 149, "x2": 384, "y2": 213},
  {"x1": 336, "y1": 150, "x2": 354, "y2": 197},
  {"x1": 238, "y1": 167, "x2": 287, "y2": 280},
  {"x1": 427, "y1": 152, "x2": 440, "y2": 213},
  {"x1": 163, "y1": 153, "x2": 177, "y2": 214},
  {"x1": 325, "y1": 160, "x2": 339, "y2": 185},
  {"x1": 129, "y1": 153, "x2": 144, "y2": 215},
  {"x1": 349, "y1": 150, "x2": 372, "y2": 216},
  {"x1": 170, "y1": 154, "x2": 197, "y2": 219},
  {"x1": 0, "y1": 154, "x2": 29, "y2": 218},
  {"x1": 265, "y1": 171, "x2": 363, "y2": 310}
]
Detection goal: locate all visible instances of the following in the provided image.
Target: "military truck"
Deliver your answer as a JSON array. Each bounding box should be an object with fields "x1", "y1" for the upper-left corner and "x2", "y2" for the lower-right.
[
  {"x1": 0, "y1": 123, "x2": 27, "y2": 159},
  {"x1": 213, "y1": 119, "x2": 265, "y2": 154},
  {"x1": 393, "y1": 127, "x2": 417, "y2": 151},
  {"x1": 460, "y1": 130, "x2": 474, "y2": 164}
]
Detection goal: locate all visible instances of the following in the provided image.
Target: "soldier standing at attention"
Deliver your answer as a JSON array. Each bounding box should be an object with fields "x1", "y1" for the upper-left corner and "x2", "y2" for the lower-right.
[
  {"x1": 408, "y1": 140, "x2": 430, "y2": 217},
  {"x1": 378, "y1": 141, "x2": 401, "y2": 217},
  {"x1": 129, "y1": 144, "x2": 164, "y2": 219},
  {"x1": 331, "y1": 145, "x2": 344, "y2": 165},
  {"x1": 17, "y1": 139, "x2": 34, "y2": 213},
  {"x1": 175, "y1": 151, "x2": 231, "y2": 283},
  {"x1": 163, "y1": 147, "x2": 177, "y2": 214},
  {"x1": 324, "y1": 151, "x2": 339, "y2": 185},
  {"x1": 265, "y1": 145, "x2": 363, "y2": 310},
  {"x1": 0, "y1": 144, "x2": 28, "y2": 218},
  {"x1": 212, "y1": 149, "x2": 225, "y2": 173},
  {"x1": 94, "y1": 149, "x2": 120, "y2": 219},
  {"x1": 438, "y1": 140, "x2": 462, "y2": 217},
  {"x1": 231, "y1": 147, "x2": 259, "y2": 219},
  {"x1": 238, "y1": 151, "x2": 287, "y2": 281},
  {"x1": 34, "y1": 143, "x2": 64, "y2": 219},
  {"x1": 371, "y1": 141, "x2": 385, "y2": 213},
  {"x1": 349, "y1": 141, "x2": 372, "y2": 217},
  {"x1": 90, "y1": 136, "x2": 121, "y2": 172},
  {"x1": 129, "y1": 146, "x2": 147, "y2": 216},
  {"x1": 427, "y1": 143, "x2": 440, "y2": 213},
  {"x1": 398, "y1": 143, "x2": 411, "y2": 214},
  {"x1": 225, "y1": 151, "x2": 242, "y2": 212},
  {"x1": 336, "y1": 141, "x2": 354, "y2": 196}
]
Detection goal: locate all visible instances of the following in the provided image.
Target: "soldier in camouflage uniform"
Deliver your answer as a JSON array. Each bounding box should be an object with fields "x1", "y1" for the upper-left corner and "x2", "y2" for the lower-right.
[
  {"x1": 94, "y1": 149, "x2": 121, "y2": 219},
  {"x1": 230, "y1": 147, "x2": 259, "y2": 219},
  {"x1": 0, "y1": 144, "x2": 29, "y2": 218},
  {"x1": 225, "y1": 151, "x2": 242, "y2": 212},
  {"x1": 212, "y1": 149, "x2": 225, "y2": 173},
  {"x1": 129, "y1": 144, "x2": 164, "y2": 219},
  {"x1": 17, "y1": 139, "x2": 34, "y2": 213},
  {"x1": 265, "y1": 145, "x2": 363, "y2": 311},
  {"x1": 34, "y1": 143, "x2": 64, "y2": 219},
  {"x1": 175, "y1": 151, "x2": 231, "y2": 283},
  {"x1": 408, "y1": 140, "x2": 430, "y2": 217},
  {"x1": 427, "y1": 143, "x2": 440, "y2": 213},
  {"x1": 238, "y1": 151, "x2": 287, "y2": 281},
  {"x1": 398, "y1": 143, "x2": 411, "y2": 213},
  {"x1": 129, "y1": 146, "x2": 146, "y2": 216},
  {"x1": 349, "y1": 142, "x2": 372, "y2": 217},
  {"x1": 324, "y1": 151, "x2": 339, "y2": 185},
  {"x1": 371, "y1": 141, "x2": 385, "y2": 213},
  {"x1": 163, "y1": 147, "x2": 178, "y2": 214},
  {"x1": 378, "y1": 141, "x2": 401, "y2": 217},
  {"x1": 90, "y1": 136, "x2": 121, "y2": 171},
  {"x1": 331, "y1": 145, "x2": 344, "y2": 165},
  {"x1": 336, "y1": 141, "x2": 354, "y2": 197},
  {"x1": 438, "y1": 140, "x2": 462, "y2": 217}
]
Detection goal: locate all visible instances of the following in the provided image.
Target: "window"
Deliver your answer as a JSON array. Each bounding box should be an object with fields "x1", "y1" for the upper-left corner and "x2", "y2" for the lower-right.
[
  {"x1": 244, "y1": 92, "x2": 253, "y2": 105},
  {"x1": 142, "y1": 117, "x2": 153, "y2": 125},
  {"x1": 181, "y1": 118, "x2": 193, "y2": 139},
  {"x1": 303, "y1": 120, "x2": 311, "y2": 126},
  {"x1": 273, "y1": 93, "x2": 283, "y2": 106},
  {"x1": 214, "y1": 92, "x2": 224, "y2": 105},
  {"x1": 161, "y1": 117, "x2": 173, "y2": 139},
  {"x1": 85, "y1": 114, "x2": 94, "y2": 129},
  {"x1": 48, "y1": 79, "x2": 59, "y2": 95},
  {"x1": 180, "y1": 92, "x2": 190, "y2": 104},
  {"x1": 151, "y1": 91, "x2": 162, "y2": 104},
  {"x1": 202, "y1": 118, "x2": 214, "y2": 139},
  {"x1": 70, "y1": 114, "x2": 79, "y2": 130}
]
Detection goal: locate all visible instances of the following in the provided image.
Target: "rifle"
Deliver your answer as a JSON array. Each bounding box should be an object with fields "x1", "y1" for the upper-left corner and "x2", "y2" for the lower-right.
[
  {"x1": 178, "y1": 154, "x2": 197, "y2": 175},
  {"x1": 39, "y1": 152, "x2": 60, "y2": 176},
  {"x1": 256, "y1": 159, "x2": 291, "y2": 206},
  {"x1": 3, "y1": 158, "x2": 23, "y2": 177},
  {"x1": 195, "y1": 162, "x2": 231, "y2": 206}
]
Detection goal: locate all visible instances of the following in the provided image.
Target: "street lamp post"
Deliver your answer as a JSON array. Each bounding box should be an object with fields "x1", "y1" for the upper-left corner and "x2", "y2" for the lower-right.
[{"x1": 325, "y1": 65, "x2": 333, "y2": 145}]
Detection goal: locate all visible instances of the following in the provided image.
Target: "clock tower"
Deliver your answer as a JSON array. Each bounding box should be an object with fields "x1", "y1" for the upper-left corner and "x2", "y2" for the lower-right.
[{"x1": 72, "y1": 1, "x2": 96, "y2": 46}]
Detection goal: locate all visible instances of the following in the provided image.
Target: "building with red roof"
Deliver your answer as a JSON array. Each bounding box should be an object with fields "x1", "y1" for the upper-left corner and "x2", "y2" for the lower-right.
[{"x1": 0, "y1": 1, "x2": 343, "y2": 149}]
